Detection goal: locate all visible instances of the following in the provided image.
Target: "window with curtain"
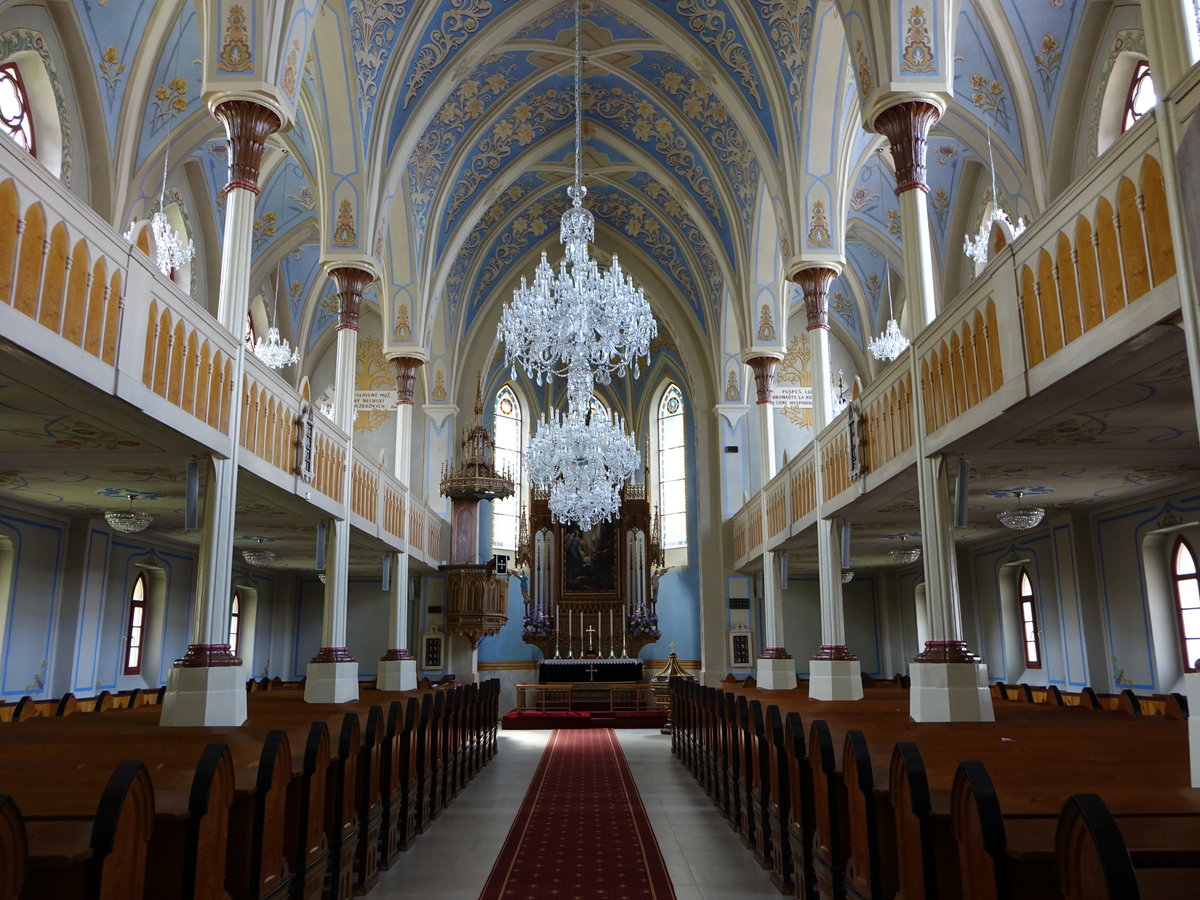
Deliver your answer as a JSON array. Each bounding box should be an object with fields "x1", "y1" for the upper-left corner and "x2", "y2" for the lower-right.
[
  {"x1": 1018, "y1": 568, "x2": 1041, "y2": 669},
  {"x1": 229, "y1": 591, "x2": 241, "y2": 658},
  {"x1": 492, "y1": 384, "x2": 523, "y2": 551},
  {"x1": 657, "y1": 383, "x2": 687, "y2": 548},
  {"x1": 0, "y1": 62, "x2": 35, "y2": 155},
  {"x1": 1173, "y1": 537, "x2": 1200, "y2": 672},
  {"x1": 124, "y1": 572, "x2": 147, "y2": 675},
  {"x1": 1123, "y1": 60, "x2": 1155, "y2": 133}
]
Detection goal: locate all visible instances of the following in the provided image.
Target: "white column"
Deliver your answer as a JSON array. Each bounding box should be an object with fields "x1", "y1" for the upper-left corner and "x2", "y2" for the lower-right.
[
  {"x1": 162, "y1": 98, "x2": 280, "y2": 727},
  {"x1": 1142, "y1": 0, "x2": 1200, "y2": 95},
  {"x1": 876, "y1": 98, "x2": 993, "y2": 722},
  {"x1": 305, "y1": 265, "x2": 374, "y2": 704}
]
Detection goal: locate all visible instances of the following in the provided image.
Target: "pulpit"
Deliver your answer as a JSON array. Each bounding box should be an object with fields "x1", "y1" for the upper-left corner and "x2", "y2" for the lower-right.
[{"x1": 517, "y1": 484, "x2": 663, "y2": 661}]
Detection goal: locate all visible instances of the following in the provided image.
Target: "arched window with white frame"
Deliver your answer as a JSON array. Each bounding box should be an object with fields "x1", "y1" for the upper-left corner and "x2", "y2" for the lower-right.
[
  {"x1": 124, "y1": 572, "x2": 147, "y2": 676},
  {"x1": 657, "y1": 382, "x2": 687, "y2": 549},
  {"x1": 1122, "y1": 59, "x2": 1155, "y2": 133},
  {"x1": 491, "y1": 384, "x2": 525, "y2": 552},
  {"x1": 1017, "y1": 568, "x2": 1042, "y2": 669},
  {"x1": 1173, "y1": 537, "x2": 1200, "y2": 672},
  {"x1": 229, "y1": 590, "x2": 242, "y2": 659}
]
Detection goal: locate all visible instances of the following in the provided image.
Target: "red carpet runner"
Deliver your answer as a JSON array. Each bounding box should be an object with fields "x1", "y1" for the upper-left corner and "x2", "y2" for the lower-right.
[{"x1": 480, "y1": 729, "x2": 677, "y2": 899}]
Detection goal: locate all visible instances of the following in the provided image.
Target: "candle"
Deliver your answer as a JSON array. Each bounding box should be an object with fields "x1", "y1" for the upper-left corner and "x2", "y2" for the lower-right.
[{"x1": 609, "y1": 608, "x2": 614, "y2": 657}]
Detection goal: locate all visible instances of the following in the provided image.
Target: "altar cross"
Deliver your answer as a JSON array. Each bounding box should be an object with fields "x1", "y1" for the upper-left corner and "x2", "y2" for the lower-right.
[
  {"x1": 585, "y1": 624, "x2": 597, "y2": 654},
  {"x1": 585, "y1": 664, "x2": 598, "y2": 682}
]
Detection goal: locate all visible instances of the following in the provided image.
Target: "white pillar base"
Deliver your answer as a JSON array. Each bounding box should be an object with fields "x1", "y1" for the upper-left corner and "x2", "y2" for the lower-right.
[
  {"x1": 1186, "y1": 672, "x2": 1200, "y2": 787},
  {"x1": 160, "y1": 665, "x2": 247, "y2": 726},
  {"x1": 304, "y1": 661, "x2": 360, "y2": 704},
  {"x1": 755, "y1": 656, "x2": 797, "y2": 690},
  {"x1": 808, "y1": 658, "x2": 864, "y2": 701},
  {"x1": 909, "y1": 661, "x2": 995, "y2": 722},
  {"x1": 377, "y1": 658, "x2": 417, "y2": 692}
]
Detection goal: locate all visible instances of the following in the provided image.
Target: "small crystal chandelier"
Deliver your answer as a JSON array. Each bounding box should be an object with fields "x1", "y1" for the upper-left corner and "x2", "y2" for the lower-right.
[
  {"x1": 963, "y1": 116, "x2": 1027, "y2": 274},
  {"x1": 868, "y1": 269, "x2": 909, "y2": 361},
  {"x1": 105, "y1": 493, "x2": 153, "y2": 533},
  {"x1": 997, "y1": 491, "x2": 1045, "y2": 531},
  {"x1": 888, "y1": 535, "x2": 921, "y2": 565},
  {"x1": 241, "y1": 537, "x2": 277, "y2": 567},
  {"x1": 841, "y1": 570, "x2": 854, "y2": 583},
  {"x1": 497, "y1": 0, "x2": 656, "y2": 387},
  {"x1": 253, "y1": 276, "x2": 299, "y2": 369}
]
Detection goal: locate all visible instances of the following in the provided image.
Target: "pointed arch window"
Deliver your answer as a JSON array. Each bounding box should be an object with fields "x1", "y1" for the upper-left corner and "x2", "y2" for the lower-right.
[
  {"x1": 1018, "y1": 568, "x2": 1041, "y2": 669},
  {"x1": 1173, "y1": 537, "x2": 1200, "y2": 672},
  {"x1": 0, "y1": 63, "x2": 35, "y2": 155},
  {"x1": 229, "y1": 590, "x2": 242, "y2": 659},
  {"x1": 587, "y1": 395, "x2": 610, "y2": 425},
  {"x1": 492, "y1": 384, "x2": 524, "y2": 551},
  {"x1": 657, "y1": 383, "x2": 687, "y2": 548},
  {"x1": 1123, "y1": 60, "x2": 1155, "y2": 133},
  {"x1": 123, "y1": 572, "x2": 147, "y2": 675}
]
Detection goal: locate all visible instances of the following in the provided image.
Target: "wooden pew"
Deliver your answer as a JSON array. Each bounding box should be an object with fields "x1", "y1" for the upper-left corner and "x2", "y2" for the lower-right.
[
  {"x1": 0, "y1": 794, "x2": 25, "y2": 900},
  {"x1": 15, "y1": 759, "x2": 154, "y2": 900},
  {"x1": 764, "y1": 704, "x2": 795, "y2": 894}
]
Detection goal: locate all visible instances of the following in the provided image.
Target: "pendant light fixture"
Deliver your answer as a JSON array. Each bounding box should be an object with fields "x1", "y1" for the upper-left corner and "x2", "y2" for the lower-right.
[{"x1": 868, "y1": 267, "x2": 909, "y2": 362}]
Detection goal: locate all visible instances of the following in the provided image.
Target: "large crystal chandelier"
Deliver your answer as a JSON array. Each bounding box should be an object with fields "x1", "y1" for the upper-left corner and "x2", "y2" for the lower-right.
[
  {"x1": 963, "y1": 116, "x2": 1026, "y2": 274},
  {"x1": 868, "y1": 268, "x2": 909, "y2": 362},
  {"x1": 497, "y1": 0, "x2": 656, "y2": 387},
  {"x1": 997, "y1": 491, "x2": 1045, "y2": 531},
  {"x1": 253, "y1": 276, "x2": 300, "y2": 369}
]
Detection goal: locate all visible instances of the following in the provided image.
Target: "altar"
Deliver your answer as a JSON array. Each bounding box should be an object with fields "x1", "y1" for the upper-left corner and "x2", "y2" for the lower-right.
[{"x1": 539, "y1": 658, "x2": 644, "y2": 683}]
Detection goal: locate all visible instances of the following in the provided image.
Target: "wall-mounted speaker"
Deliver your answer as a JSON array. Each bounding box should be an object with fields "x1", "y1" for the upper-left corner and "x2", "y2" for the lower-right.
[{"x1": 955, "y1": 457, "x2": 970, "y2": 528}]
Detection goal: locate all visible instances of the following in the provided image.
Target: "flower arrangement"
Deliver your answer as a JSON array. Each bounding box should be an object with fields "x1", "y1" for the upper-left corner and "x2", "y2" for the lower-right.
[
  {"x1": 628, "y1": 605, "x2": 660, "y2": 640},
  {"x1": 522, "y1": 606, "x2": 552, "y2": 639}
]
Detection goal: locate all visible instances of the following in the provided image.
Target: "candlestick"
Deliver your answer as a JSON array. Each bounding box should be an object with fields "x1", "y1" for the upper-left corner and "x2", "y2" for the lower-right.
[
  {"x1": 609, "y1": 608, "x2": 615, "y2": 658},
  {"x1": 555, "y1": 605, "x2": 560, "y2": 658},
  {"x1": 567, "y1": 608, "x2": 572, "y2": 658},
  {"x1": 621, "y1": 606, "x2": 627, "y2": 658}
]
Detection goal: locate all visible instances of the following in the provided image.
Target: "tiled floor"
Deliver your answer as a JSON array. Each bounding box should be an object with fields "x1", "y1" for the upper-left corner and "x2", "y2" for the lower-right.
[{"x1": 371, "y1": 727, "x2": 781, "y2": 899}]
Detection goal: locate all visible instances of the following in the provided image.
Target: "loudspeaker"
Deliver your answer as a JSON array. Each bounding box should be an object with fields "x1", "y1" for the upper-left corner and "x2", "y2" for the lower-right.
[
  {"x1": 955, "y1": 457, "x2": 970, "y2": 528},
  {"x1": 840, "y1": 521, "x2": 851, "y2": 570},
  {"x1": 185, "y1": 458, "x2": 199, "y2": 531},
  {"x1": 381, "y1": 554, "x2": 391, "y2": 591},
  {"x1": 315, "y1": 520, "x2": 327, "y2": 572}
]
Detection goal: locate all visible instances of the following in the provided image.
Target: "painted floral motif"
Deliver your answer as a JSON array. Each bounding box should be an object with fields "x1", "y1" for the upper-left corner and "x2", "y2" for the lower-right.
[
  {"x1": 151, "y1": 77, "x2": 188, "y2": 128},
  {"x1": 757, "y1": 304, "x2": 776, "y2": 342},
  {"x1": 674, "y1": 0, "x2": 762, "y2": 107},
  {"x1": 849, "y1": 184, "x2": 879, "y2": 211},
  {"x1": 651, "y1": 63, "x2": 757, "y2": 229},
  {"x1": 350, "y1": 0, "x2": 409, "y2": 126},
  {"x1": 355, "y1": 335, "x2": 393, "y2": 432},
  {"x1": 776, "y1": 333, "x2": 812, "y2": 429},
  {"x1": 1034, "y1": 33, "x2": 1062, "y2": 99},
  {"x1": 252, "y1": 211, "x2": 277, "y2": 248},
  {"x1": 404, "y1": 0, "x2": 496, "y2": 108},
  {"x1": 395, "y1": 304, "x2": 412, "y2": 341},
  {"x1": 969, "y1": 73, "x2": 1009, "y2": 127},
  {"x1": 282, "y1": 39, "x2": 301, "y2": 98},
  {"x1": 218, "y1": 5, "x2": 253, "y2": 73},
  {"x1": 900, "y1": 6, "x2": 936, "y2": 74},
  {"x1": 856, "y1": 40, "x2": 872, "y2": 97},
  {"x1": 638, "y1": 175, "x2": 723, "y2": 306},
  {"x1": 332, "y1": 199, "x2": 356, "y2": 248},
  {"x1": 98, "y1": 45, "x2": 124, "y2": 102},
  {"x1": 930, "y1": 187, "x2": 950, "y2": 229},
  {"x1": 725, "y1": 368, "x2": 740, "y2": 401},
  {"x1": 587, "y1": 82, "x2": 724, "y2": 227},
  {"x1": 807, "y1": 200, "x2": 831, "y2": 248},
  {"x1": 432, "y1": 370, "x2": 447, "y2": 402},
  {"x1": 287, "y1": 184, "x2": 315, "y2": 211},
  {"x1": 755, "y1": 0, "x2": 814, "y2": 121},
  {"x1": 935, "y1": 144, "x2": 958, "y2": 165},
  {"x1": 865, "y1": 272, "x2": 881, "y2": 311},
  {"x1": 886, "y1": 208, "x2": 902, "y2": 238},
  {"x1": 1088, "y1": 30, "x2": 1145, "y2": 162}
]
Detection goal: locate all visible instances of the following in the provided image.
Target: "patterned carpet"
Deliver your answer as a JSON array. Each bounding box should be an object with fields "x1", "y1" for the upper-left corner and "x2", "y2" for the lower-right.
[{"x1": 480, "y1": 728, "x2": 677, "y2": 899}]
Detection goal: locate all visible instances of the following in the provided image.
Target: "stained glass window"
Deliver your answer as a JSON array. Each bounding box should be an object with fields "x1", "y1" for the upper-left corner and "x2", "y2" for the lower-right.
[
  {"x1": 0, "y1": 63, "x2": 35, "y2": 155},
  {"x1": 492, "y1": 384, "x2": 523, "y2": 551},
  {"x1": 657, "y1": 383, "x2": 687, "y2": 548}
]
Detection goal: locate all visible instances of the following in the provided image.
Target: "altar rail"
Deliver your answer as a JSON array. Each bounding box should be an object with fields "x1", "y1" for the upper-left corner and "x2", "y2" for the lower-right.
[
  {"x1": 0, "y1": 137, "x2": 448, "y2": 567},
  {"x1": 731, "y1": 110, "x2": 1181, "y2": 570},
  {"x1": 516, "y1": 683, "x2": 654, "y2": 712}
]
